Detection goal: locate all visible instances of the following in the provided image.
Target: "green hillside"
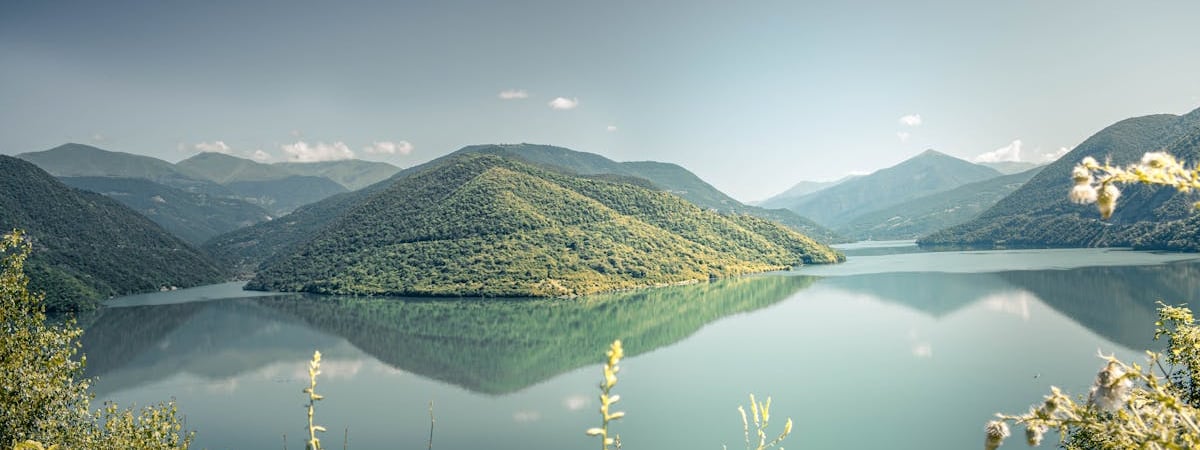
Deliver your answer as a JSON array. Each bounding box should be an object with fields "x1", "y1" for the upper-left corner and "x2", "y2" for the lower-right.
[
  {"x1": 0, "y1": 156, "x2": 226, "y2": 312},
  {"x1": 274, "y1": 160, "x2": 401, "y2": 190},
  {"x1": 176, "y1": 152, "x2": 295, "y2": 184},
  {"x1": 758, "y1": 175, "x2": 858, "y2": 209},
  {"x1": 246, "y1": 154, "x2": 842, "y2": 296},
  {"x1": 58, "y1": 176, "x2": 272, "y2": 245},
  {"x1": 920, "y1": 108, "x2": 1200, "y2": 248},
  {"x1": 456, "y1": 144, "x2": 845, "y2": 243},
  {"x1": 778, "y1": 150, "x2": 1003, "y2": 227},
  {"x1": 176, "y1": 152, "x2": 350, "y2": 215},
  {"x1": 836, "y1": 167, "x2": 1041, "y2": 240}
]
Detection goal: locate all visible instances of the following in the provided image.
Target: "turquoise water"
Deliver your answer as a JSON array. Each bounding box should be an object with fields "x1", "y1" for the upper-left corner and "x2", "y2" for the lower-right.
[{"x1": 82, "y1": 245, "x2": 1200, "y2": 449}]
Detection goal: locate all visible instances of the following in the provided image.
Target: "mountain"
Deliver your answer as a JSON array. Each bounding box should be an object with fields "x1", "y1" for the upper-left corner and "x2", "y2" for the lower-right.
[
  {"x1": 758, "y1": 175, "x2": 859, "y2": 209},
  {"x1": 0, "y1": 156, "x2": 225, "y2": 312},
  {"x1": 17, "y1": 143, "x2": 228, "y2": 195},
  {"x1": 204, "y1": 143, "x2": 844, "y2": 273},
  {"x1": 979, "y1": 161, "x2": 1043, "y2": 175},
  {"x1": 176, "y1": 152, "x2": 350, "y2": 215},
  {"x1": 453, "y1": 144, "x2": 844, "y2": 242},
  {"x1": 245, "y1": 153, "x2": 843, "y2": 296},
  {"x1": 920, "y1": 108, "x2": 1200, "y2": 249},
  {"x1": 274, "y1": 160, "x2": 400, "y2": 191},
  {"x1": 176, "y1": 152, "x2": 296, "y2": 184},
  {"x1": 58, "y1": 176, "x2": 272, "y2": 245},
  {"x1": 836, "y1": 167, "x2": 1042, "y2": 240},
  {"x1": 774, "y1": 150, "x2": 1003, "y2": 227}
]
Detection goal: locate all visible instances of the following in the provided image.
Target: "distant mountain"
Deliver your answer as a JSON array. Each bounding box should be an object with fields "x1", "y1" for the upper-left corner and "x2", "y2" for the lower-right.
[
  {"x1": 17, "y1": 143, "x2": 229, "y2": 195},
  {"x1": 274, "y1": 160, "x2": 400, "y2": 191},
  {"x1": 758, "y1": 175, "x2": 859, "y2": 209},
  {"x1": 176, "y1": 152, "x2": 295, "y2": 184},
  {"x1": 836, "y1": 167, "x2": 1042, "y2": 240},
  {"x1": 776, "y1": 150, "x2": 1003, "y2": 227},
  {"x1": 978, "y1": 161, "x2": 1043, "y2": 175},
  {"x1": 58, "y1": 176, "x2": 272, "y2": 245},
  {"x1": 246, "y1": 153, "x2": 842, "y2": 296},
  {"x1": 920, "y1": 108, "x2": 1200, "y2": 249},
  {"x1": 454, "y1": 144, "x2": 844, "y2": 243},
  {"x1": 0, "y1": 156, "x2": 225, "y2": 312}
]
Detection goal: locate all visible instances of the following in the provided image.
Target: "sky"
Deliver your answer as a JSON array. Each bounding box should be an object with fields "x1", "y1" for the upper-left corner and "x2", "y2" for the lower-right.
[{"x1": 2, "y1": 1, "x2": 1200, "y2": 202}]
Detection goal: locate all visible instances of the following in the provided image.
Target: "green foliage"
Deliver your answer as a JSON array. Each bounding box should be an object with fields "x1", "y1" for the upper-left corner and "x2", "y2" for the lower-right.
[
  {"x1": 59, "y1": 176, "x2": 272, "y2": 245},
  {"x1": 0, "y1": 230, "x2": 192, "y2": 449},
  {"x1": 247, "y1": 154, "x2": 842, "y2": 297},
  {"x1": 0, "y1": 156, "x2": 226, "y2": 312},
  {"x1": 17, "y1": 143, "x2": 230, "y2": 196},
  {"x1": 224, "y1": 175, "x2": 348, "y2": 216},
  {"x1": 274, "y1": 160, "x2": 401, "y2": 191}
]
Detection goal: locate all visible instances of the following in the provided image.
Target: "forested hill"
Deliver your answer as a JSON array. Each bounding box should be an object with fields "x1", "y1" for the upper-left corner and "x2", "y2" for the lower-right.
[
  {"x1": 0, "y1": 156, "x2": 225, "y2": 312},
  {"x1": 920, "y1": 108, "x2": 1200, "y2": 249},
  {"x1": 453, "y1": 143, "x2": 844, "y2": 243},
  {"x1": 246, "y1": 154, "x2": 843, "y2": 297}
]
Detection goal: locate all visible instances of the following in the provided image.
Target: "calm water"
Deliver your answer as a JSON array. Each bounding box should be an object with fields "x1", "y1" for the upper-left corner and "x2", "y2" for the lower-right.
[{"x1": 80, "y1": 245, "x2": 1200, "y2": 449}]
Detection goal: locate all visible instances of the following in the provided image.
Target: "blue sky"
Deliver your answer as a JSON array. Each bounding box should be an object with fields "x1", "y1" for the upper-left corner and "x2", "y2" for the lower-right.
[{"x1": 2, "y1": 0, "x2": 1199, "y2": 201}]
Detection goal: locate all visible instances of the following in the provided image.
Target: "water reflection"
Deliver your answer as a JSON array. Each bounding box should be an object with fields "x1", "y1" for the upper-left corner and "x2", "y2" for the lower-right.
[{"x1": 81, "y1": 275, "x2": 817, "y2": 395}]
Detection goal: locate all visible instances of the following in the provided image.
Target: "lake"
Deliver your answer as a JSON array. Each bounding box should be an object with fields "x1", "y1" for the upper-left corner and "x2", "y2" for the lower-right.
[{"x1": 81, "y1": 243, "x2": 1200, "y2": 449}]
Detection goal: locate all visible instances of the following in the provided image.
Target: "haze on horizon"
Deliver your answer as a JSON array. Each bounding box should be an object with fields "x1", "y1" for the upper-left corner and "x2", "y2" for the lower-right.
[{"x1": 2, "y1": 0, "x2": 1199, "y2": 202}]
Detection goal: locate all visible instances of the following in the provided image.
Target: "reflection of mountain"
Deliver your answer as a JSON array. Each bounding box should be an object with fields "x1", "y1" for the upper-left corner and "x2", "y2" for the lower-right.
[
  {"x1": 79, "y1": 275, "x2": 814, "y2": 396},
  {"x1": 254, "y1": 275, "x2": 816, "y2": 394},
  {"x1": 999, "y1": 261, "x2": 1200, "y2": 351},
  {"x1": 80, "y1": 297, "x2": 351, "y2": 396},
  {"x1": 820, "y1": 261, "x2": 1200, "y2": 351},
  {"x1": 818, "y1": 271, "x2": 1016, "y2": 316}
]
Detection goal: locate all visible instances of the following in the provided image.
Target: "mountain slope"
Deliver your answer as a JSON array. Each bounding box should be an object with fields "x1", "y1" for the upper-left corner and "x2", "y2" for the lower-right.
[
  {"x1": 246, "y1": 154, "x2": 842, "y2": 296},
  {"x1": 920, "y1": 108, "x2": 1200, "y2": 248},
  {"x1": 58, "y1": 176, "x2": 272, "y2": 245},
  {"x1": 979, "y1": 161, "x2": 1043, "y2": 175},
  {"x1": 454, "y1": 143, "x2": 844, "y2": 242},
  {"x1": 777, "y1": 150, "x2": 1003, "y2": 227},
  {"x1": 274, "y1": 160, "x2": 401, "y2": 191},
  {"x1": 176, "y1": 152, "x2": 295, "y2": 184},
  {"x1": 0, "y1": 156, "x2": 226, "y2": 312},
  {"x1": 758, "y1": 175, "x2": 859, "y2": 209},
  {"x1": 836, "y1": 167, "x2": 1042, "y2": 240},
  {"x1": 176, "y1": 152, "x2": 350, "y2": 215},
  {"x1": 17, "y1": 143, "x2": 228, "y2": 195}
]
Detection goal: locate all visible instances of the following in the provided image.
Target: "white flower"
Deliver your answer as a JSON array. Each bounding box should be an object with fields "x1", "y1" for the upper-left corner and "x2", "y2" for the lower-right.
[
  {"x1": 1072, "y1": 166, "x2": 1093, "y2": 185},
  {"x1": 1087, "y1": 361, "x2": 1132, "y2": 412},
  {"x1": 1080, "y1": 156, "x2": 1099, "y2": 167},
  {"x1": 1025, "y1": 423, "x2": 1047, "y2": 446},
  {"x1": 1096, "y1": 184, "x2": 1121, "y2": 219},
  {"x1": 1069, "y1": 184, "x2": 1098, "y2": 204},
  {"x1": 1140, "y1": 151, "x2": 1173, "y2": 169},
  {"x1": 984, "y1": 420, "x2": 1010, "y2": 450}
]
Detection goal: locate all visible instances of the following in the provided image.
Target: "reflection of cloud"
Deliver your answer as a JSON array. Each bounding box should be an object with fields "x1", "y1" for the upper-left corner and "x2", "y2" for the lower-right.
[
  {"x1": 981, "y1": 291, "x2": 1034, "y2": 321},
  {"x1": 205, "y1": 377, "x2": 240, "y2": 394},
  {"x1": 513, "y1": 410, "x2": 541, "y2": 423},
  {"x1": 563, "y1": 395, "x2": 590, "y2": 411},
  {"x1": 290, "y1": 359, "x2": 364, "y2": 381},
  {"x1": 912, "y1": 343, "x2": 933, "y2": 358}
]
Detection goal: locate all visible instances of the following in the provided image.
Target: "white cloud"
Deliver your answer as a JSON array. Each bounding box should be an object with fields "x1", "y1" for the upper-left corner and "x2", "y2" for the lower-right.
[
  {"x1": 281, "y1": 141, "x2": 355, "y2": 162},
  {"x1": 499, "y1": 89, "x2": 529, "y2": 100},
  {"x1": 896, "y1": 131, "x2": 911, "y2": 142},
  {"x1": 1039, "y1": 146, "x2": 1071, "y2": 162},
  {"x1": 898, "y1": 114, "x2": 922, "y2": 127},
  {"x1": 548, "y1": 97, "x2": 579, "y2": 110},
  {"x1": 90, "y1": 133, "x2": 106, "y2": 143},
  {"x1": 973, "y1": 139, "x2": 1023, "y2": 163},
  {"x1": 251, "y1": 149, "x2": 272, "y2": 162},
  {"x1": 194, "y1": 141, "x2": 233, "y2": 154},
  {"x1": 363, "y1": 141, "x2": 414, "y2": 156},
  {"x1": 606, "y1": 125, "x2": 618, "y2": 132},
  {"x1": 563, "y1": 395, "x2": 590, "y2": 411}
]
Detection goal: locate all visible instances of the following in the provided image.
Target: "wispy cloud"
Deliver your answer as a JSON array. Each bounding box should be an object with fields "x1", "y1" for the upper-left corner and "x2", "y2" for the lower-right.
[
  {"x1": 499, "y1": 89, "x2": 529, "y2": 100},
  {"x1": 898, "y1": 114, "x2": 922, "y2": 127},
  {"x1": 281, "y1": 141, "x2": 355, "y2": 162},
  {"x1": 90, "y1": 133, "x2": 107, "y2": 143},
  {"x1": 194, "y1": 141, "x2": 233, "y2": 154},
  {"x1": 548, "y1": 97, "x2": 579, "y2": 110},
  {"x1": 606, "y1": 125, "x2": 617, "y2": 132},
  {"x1": 896, "y1": 131, "x2": 911, "y2": 142},
  {"x1": 974, "y1": 139, "x2": 1023, "y2": 163},
  {"x1": 252, "y1": 149, "x2": 272, "y2": 162},
  {"x1": 1040, "y1": 146, "x2": 1071, "y2": 162},
  {"x1": 364, "y1": 141, "x2": 414, "y2": 156}
]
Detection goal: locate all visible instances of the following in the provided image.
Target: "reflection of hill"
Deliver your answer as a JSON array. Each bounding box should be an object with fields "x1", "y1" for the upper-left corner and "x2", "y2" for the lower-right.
[
  {"x1": 999, "y1": 261, "x2": 1200, "y2": 351},
  {"x1": 255, "y1": 275, "x2": 816, "y2": 394},
  {"x1": 818, "y1": 271, "x2": 1015, "y2": 317},
  {"x1": 80, "y1": 297, "x2": 350, "y2": 396}
]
